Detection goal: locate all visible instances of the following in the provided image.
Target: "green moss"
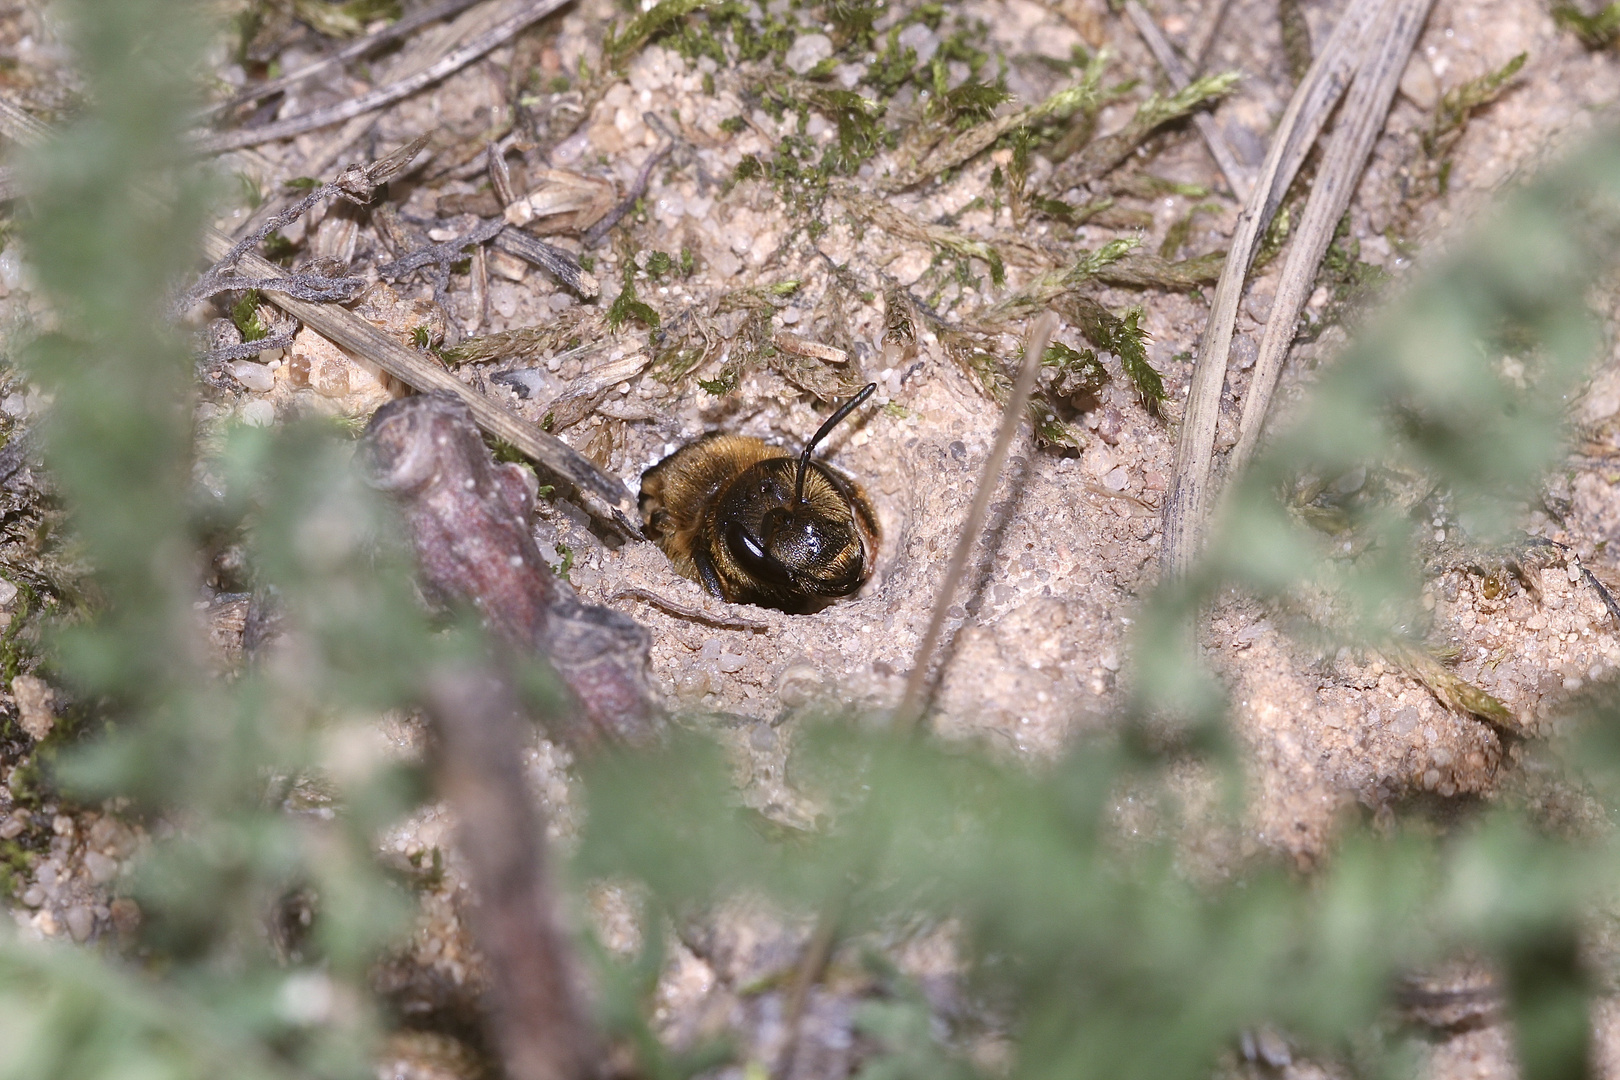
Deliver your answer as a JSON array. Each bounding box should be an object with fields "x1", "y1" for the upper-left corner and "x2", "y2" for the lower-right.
[
  {"x1": 229, "y1": 289, "x2": 267, "y2": 343},
  {"x1": 1554, "y1": 2, "x2": 1620, "y2": 46},
  {"x1": 603, "y1": 0, "x2": 717, "y2": 70},
  {"x1": 607, "y1": 266, "x2": 660, "y2": 331},
  {"x1": 291, "y1": 0, "x2": 400, "y2": 37}
]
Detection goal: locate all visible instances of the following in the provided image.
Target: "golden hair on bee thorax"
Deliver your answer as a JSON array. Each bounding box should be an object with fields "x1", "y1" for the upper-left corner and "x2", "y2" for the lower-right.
[{"x1": 640, "y1": 385, "x2": 880, "y2": 613}]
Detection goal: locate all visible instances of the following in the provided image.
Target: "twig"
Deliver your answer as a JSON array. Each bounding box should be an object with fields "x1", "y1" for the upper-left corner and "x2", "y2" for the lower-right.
[
  {"x1": 1160, "y1": 0, "x2": 1386, "y2": 577},
  {"x1": 422, "y1": 660, "x2": 599, "y2": 1080},
  {"x1": 192, "y1": 0, "x2": 571, "y2": 155},
  {"x1": 775, "y1": 316, "x2": 1059, "y2": 1080},
  {"x1": 1187, "y1": 0, "x2": 1235, "y2": 70},
  {"x1": 491, "y1": 227, "x2": 600, "y2": 296},
  {"x1": 1123, "y1": 0, "x2": 1254, "y2": 202},
  {"x1": 202, "y1": 322, "x2": 298, "y2": 364},
  {"x1": 195, "y1": 0, "x2": 485, "y2": 122},
  {"x1": 179, "y1": 133, "x2": 431, "y2": 315},
  {"x1": 204, "y1": 228, "x2": 640, "y2": 536},
  {"x1": 194, "y1": 269, "x2": 367, "y2": 303},
  {"x1": 611, "y1": 587, "x2": 772, "y2": 631},
  {"x1": 363, "y1": 394, "x2": 660, "y2": 749},
  {"x1": 583, "y1": 138, "x2": 674, "y2": 248},
  {"x1": 376, "y1": 216, "x2": 506, "y2": 279},
  {"x1": 893, "y1": 312, "x2": 1057, "y2": 733},
  {"x1": 1228, "y1": 0, "x2": 1436, "y2": 477}
]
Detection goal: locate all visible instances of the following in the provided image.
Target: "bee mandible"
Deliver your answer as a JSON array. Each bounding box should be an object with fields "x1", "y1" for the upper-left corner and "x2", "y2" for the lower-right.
[{"x1": 640, "y1": 384, "x2": 880, "y2": 613}]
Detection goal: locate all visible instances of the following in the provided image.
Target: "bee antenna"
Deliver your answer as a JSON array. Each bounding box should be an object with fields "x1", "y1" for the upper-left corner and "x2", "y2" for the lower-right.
[{"x1": 796, "y1": 383, "x2": 877, "y2": 505}]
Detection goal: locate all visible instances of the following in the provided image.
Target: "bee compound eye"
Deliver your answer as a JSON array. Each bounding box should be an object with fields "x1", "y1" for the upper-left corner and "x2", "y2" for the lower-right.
[{"x1": 724, "y1": 519, "x2": 795, "y2": 589}]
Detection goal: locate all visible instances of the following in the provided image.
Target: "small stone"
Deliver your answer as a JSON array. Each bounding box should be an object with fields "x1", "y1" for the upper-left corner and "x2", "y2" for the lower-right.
[
  {"x1": 20, "y1": 885, "x2": 44, "y2": 908},
  {"x1": 0, "y1": 812, "x2": 25, "y2": 839},
  {"x1": 35, "y1": 909, "x2": 58, "y2": 936},
  {"x1": 228, "y1": 361, "x2": 275, "y2": 393},
  {"x1": 84, "y1": 851, "x2": 119, "y2": 885},
  {"x1": 0, "y1": 578, "x2": 19, "y2": 609},
  {"x1": 1099, "y1": 649, "x2": 1121, "y2": 672},
  {"x1": 784, "y1": 33, "x2": 834, "y2": 75},
  {"x1": 65, "y1": 904, "x2": 94, "y2": 943},
  {"x1": 717, "y1": 652, "x2": 747, "y2": 673},
  {"x1": 240, "y1": 398, "x2": 276, "y2": 427},
  {"x1": 110, "y1": 897, "x2": 141, "y2": 938},
  {"x1": 897, "y1": 21, "x2": 939, "y2": 63},
  {"x1": 1102, "y1": 465, "x2": 1130, "y2": 492},
  {"x1": 1399, "y1": 56, "x2": 1439, "y2": 110},
  {"x1": 11, "y1": 674, "x2": 54, "y2": 741},
  {"x1": 777, "y1": 664, "x2": 822, "y2": 707}
]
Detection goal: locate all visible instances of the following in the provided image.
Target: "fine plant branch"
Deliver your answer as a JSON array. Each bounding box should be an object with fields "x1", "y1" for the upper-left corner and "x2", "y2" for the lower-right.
[
  {"x1": 894, "y1": 312, "x2": 1058, "y2": 733},
  {"x1": 192, "y1": 0, "x2": 571, "y2": 155},
  {"x1": 1123, "y1": 0, "x2": 1255, "y2": 201},
  {"x1": 1229, "y1": 0, "x2": 1437, "y2": 478},
  {"x1": 200, "y1": 228, "x2": 641, "y2": 536},
  {"x1": 179, "y1": 132, "x2": 432, "y2": 315},
  {"x1": 1047, "y1": 71, "x2": 1241, "y2": 192},
  {"x1": 375, "y1": 215, "x2": 507, "y2": 279},
  {"x1": 583, "y1": 135, "x2": 674, "y2": 248},
  {"x1": 195, "y1": 0, "x2": 485, "y2": 122},
  {"x1": 1161, "y1": 0, "x2": 1389, "y2": 577},
  {"x1": 422, "y1": 660, "x2": 600, "y2": 1080}
]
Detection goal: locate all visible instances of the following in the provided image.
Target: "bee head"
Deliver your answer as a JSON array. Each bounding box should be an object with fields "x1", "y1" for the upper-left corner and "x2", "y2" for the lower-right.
[{"x1": 719, "y1": 384, "x2": 877, "y2": 602}]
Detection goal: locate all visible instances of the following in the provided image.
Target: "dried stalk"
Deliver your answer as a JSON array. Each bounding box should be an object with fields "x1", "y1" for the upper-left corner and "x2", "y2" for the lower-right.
[
  {"x1": 1228, "y1": 0, "x2": 1436, "y2": 477},
  {"x1": 1160, "y1": 0, "x2": 1387, "y2": 577},
  {"x1": 193, "y1": 0, "x2": 569, "y2": 155},
  {"x1": 203, "y1": 228, "x2": 640, "y2": 535},
  {"x1": 777, "y1": 312, "x2": 1060, "y2": 1080},
  {"x1": 196, "y1": 0, "x2": 485, "y2": 122},
  {"x1": 1123, "y1": 0, "x2": 1254, "y2": 201},
  {"x1": 894, "y1": 312, "x2": 1059, "y2": 733}
]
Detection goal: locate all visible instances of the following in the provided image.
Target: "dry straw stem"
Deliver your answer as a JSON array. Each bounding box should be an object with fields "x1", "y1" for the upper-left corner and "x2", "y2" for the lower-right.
[
  {"x1": 1160, "y1": 0, "x2": 1391, "y2": 578},
  {"x1": 193, "y1": 0, "x2": 569, "y2": 155},
  {"x1": 1123, "y1": 0, "x2": 1255, "y2": 202},
  {"x1": 894, "y1": 312, "x2": 1060, "y2": 733},
  {"x1": 202, "y1": 229, "x2": 639, "y2": 534},
  {"x1": 195, "y1": 0, "x2": 485, "y2": 122},
  {"x1": 1228, "y1": 0, "x2": 1437, "y2": 478},
  {"x1": 1186, "y1": 0, "x2": 1235, "y2": 70}
]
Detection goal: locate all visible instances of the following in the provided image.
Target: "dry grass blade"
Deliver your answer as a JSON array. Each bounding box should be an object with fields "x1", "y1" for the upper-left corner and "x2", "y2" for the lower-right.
[
  {"x1": 1228, "y1": 0, "x2": 1437, "y2": 478},
  {"x1": 1161, "y1": 0, "x2": 1387, "y2": 577},
  {"x1": 1123, "y1": 0, "x2": 1254, "y2": 201},
  {"x1": 199, "y1": 229, "x2": 639, "y2": 536},
  {"x1": 194, "y1": 0, "x2": 570, "y2": 155},
  {"x1": 195, "y1": 0, "x2": 485, "y2": 122},
  {"x1": 894, "y1": 312, "x2": 1059, "y2": 733}
]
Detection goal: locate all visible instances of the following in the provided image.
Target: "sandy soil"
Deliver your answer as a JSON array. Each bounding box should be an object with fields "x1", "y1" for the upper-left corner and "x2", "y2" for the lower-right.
[{"x1": 1, "y1": 0, "x2": 1620, "y2": 1075}]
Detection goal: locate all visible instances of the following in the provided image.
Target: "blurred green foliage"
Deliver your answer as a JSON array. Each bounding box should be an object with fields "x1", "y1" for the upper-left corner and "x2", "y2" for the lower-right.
[{"x1": 7, "y1": 2, "x2": 1620, "y2": 1080}]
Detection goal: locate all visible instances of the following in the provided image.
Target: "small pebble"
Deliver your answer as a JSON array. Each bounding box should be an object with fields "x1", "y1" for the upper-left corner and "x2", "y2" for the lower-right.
[
  {"x1": 717, "y1": 652, "x2": 746, "y2": 673},
  {"x1": 65, "y1": 904, "x2": 94, "y2": 943},
  {"x1": 1102, "y1": 465, "x2": 1130, "y2": 492},
  {"x1": 240, "y1": 399, "x2": 276, "y2": 427},
  {"x1": 84, "y1": 850, "x2": 119, "y2": 885},
  {"x1": 228, "y1": 361, "x2": 274, "y2": 393},
  {"x1": 0, "y1": 812, "x2": 24, "y2": 839},
  {"x1": 783, "y1": 32, "x2": 834, "y2": 75},
  {"x1": 20, "y1": 885, "x2": 44, "y2": 908}
]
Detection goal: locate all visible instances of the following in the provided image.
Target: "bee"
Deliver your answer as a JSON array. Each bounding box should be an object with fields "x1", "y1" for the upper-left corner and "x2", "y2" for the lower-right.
[{"x1": 640, "y1": 385, "x2": 880, "y2": 613}]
